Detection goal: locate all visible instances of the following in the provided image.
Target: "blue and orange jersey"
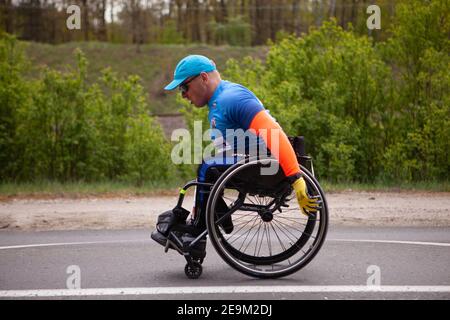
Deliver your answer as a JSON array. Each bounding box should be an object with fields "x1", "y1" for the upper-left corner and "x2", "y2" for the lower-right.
[{"x1": 207, "y1": 80, "x2": 300, "y2": 177}]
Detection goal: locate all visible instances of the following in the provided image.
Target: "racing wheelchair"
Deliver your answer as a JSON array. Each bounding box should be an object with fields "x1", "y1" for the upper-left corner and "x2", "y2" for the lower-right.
[{"x1": 151, "y1": 136, "x2": 329, "y2": 279}]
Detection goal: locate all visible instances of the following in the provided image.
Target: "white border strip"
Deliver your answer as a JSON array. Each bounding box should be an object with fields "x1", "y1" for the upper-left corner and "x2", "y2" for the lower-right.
[
  {"x1": 1, "y1": 238, "x2": 449, "y2": 251},
  {"x1": 0, "y1": 240, "x2": 140, "y2": 250},
  {"x1": 328, "y1": 239, "x2": 450, "y2": 247},
  {"x1": 1, "y1": 286, "x2": 450, "y2": 297}
]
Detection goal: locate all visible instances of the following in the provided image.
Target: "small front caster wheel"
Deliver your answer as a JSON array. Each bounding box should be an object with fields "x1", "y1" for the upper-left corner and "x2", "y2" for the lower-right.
[
  {"x1": 194, "y1": 257, "x2": 204, "y2": 265},
  {"x1": 185, "y1": 261, "x2": 202, "y2": 279}
]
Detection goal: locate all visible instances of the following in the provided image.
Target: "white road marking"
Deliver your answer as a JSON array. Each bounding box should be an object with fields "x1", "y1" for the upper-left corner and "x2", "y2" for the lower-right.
[
  {"x1": 328, "y1": 239, "x2": 450, "y2": 247},
  {"x1": 1, "y1": 286, "x2": 450, "y2": 297},
  {"x1": 0, "y1": 240, "x2": 140, "y2": 250},
  {"x1": 1, "y1": 238, "x2": 449, "y2": 250}
]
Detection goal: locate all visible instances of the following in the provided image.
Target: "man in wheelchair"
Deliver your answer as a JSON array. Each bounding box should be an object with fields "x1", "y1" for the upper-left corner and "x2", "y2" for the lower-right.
[{"x1": 151, "y1": 55, "x2": 319, "y2": 262}]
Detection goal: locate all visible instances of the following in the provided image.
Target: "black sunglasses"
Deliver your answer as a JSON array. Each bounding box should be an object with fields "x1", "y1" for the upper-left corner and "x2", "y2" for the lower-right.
[{"x1": 179, "y1": 74, "x2": 200, "y2": 94}]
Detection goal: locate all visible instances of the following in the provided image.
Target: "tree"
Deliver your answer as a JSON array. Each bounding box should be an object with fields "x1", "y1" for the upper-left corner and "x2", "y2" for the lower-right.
[
  {"x1": 0, "y1": 0, "x2": 14, "y2": 34},
  {"x1": 95, "y1": 0, "x2": 108, "y2": 41},
  {"x1": 17, "y1": 0, "x2": 43, "y2": 41}
]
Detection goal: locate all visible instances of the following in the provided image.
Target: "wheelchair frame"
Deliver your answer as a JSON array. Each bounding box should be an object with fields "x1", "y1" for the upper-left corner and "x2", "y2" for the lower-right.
[{"x1": 162, "y1": 151, "x2": 328, "y2": 279}]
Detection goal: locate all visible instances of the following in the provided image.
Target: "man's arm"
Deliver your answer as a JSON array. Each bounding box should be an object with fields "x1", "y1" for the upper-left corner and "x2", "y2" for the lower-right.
[
  {"x1": 227, "y1": 92, "x2": 318, "y2": 216},
  {"x1": 248, "y1": 109, "x2": 319, "y2": 216},
  {"x1": 249, "y1": 110, "x2": 300, "y2": 178}
]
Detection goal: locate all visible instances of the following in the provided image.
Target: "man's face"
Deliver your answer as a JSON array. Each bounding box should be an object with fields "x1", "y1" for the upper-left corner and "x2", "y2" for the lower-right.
[{"x1": 180, "y1": 73, "x2": 209, "y2": 107}]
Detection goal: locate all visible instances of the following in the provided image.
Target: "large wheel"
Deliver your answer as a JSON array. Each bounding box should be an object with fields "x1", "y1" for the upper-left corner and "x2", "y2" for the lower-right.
[{"x1": 205, "y1": 157, "x2": 328, "y2": 279}]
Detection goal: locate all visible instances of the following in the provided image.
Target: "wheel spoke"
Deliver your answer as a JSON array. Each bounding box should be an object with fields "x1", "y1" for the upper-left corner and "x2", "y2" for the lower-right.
[
  {"x1": 241, "y1": 219, "x2": 263, "y2": 255},
  {"x1": 273, "y1": 219, "x2": 305, "y2": 238},
  {"x1": 252, "y1": 221, "x2": 263, "y2": 257},
  {"x1": 271, "y1": 220, "x2": 310, "y2": 253},
  {"x1": 274, "y1": 215, "x2": 309, "y2": 227},
  {"x1": 266, "y1": 224, "x2": 272, "y2": 257},
  {"x1": 256, "y1": 222, "x2": 266, "y2": 257},
  {"x1": 270, "y1": 219, "x2": 298, "y2": 243},
  {"x1": 274, "y1": 219, "x2": 317, "y2": 241},
  {"x1": 235, "y1": 215, "x2": 259, "y2": 251},
  {"x1": 275, "y1": 211, "x2": 321, "y2": 222},
  {"x1": 227, "y1": 215, "x2": 259, "y2": 245},
  {"x1": 269, "y1": 222, "x2": 288, "y2": 253}
]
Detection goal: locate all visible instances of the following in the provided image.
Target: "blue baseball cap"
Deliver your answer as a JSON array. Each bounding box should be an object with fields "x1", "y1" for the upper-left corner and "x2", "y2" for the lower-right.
[{"x1": 164, "y1": 55, "x2": 216, "y2": 91}]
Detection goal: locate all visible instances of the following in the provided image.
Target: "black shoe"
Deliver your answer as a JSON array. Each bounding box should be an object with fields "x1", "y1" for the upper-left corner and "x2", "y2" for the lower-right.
[
  {"x1": 178, "y1": 232, "x2": 207, "y2": 260},
  {"x1": 155, "y1": 208, "x2": 190, "y2": 236},
  {"x1": 151, "y1": 229, "x2": 174, "y2": 249},
  {"x1": 151, "y1": 229, "x2": 206, "y2": 259},
  {"x1": 216, "y1": 198, "x2": 234, "y2": 234},
  {"x1": 218, "y1": 212, "x2": 234, "y2": 234}
]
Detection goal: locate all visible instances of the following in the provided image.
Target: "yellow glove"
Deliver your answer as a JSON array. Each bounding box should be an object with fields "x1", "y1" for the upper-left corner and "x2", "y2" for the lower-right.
[{"x1": 292, "y1": 177, "x2": 319, "y2": 216}]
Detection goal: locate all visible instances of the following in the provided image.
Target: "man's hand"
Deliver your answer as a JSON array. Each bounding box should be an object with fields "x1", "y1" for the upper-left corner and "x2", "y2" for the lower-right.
[{"x1": 292, "y1": 177, "x2": 319, "y2": 216}]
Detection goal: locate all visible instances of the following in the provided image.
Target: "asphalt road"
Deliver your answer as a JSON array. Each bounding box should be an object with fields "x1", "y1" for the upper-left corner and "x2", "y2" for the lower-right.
[{"x1": 0, "y1": 226, "x2": 449, "y2": 300}]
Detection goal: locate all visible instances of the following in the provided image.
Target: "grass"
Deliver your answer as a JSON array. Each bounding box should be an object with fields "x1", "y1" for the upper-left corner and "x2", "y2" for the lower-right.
[
  {"x1": 321, "y1": 180, "x2": 450, "y2": 193},
  {"x1": 0, "y1": 179, "x2": 448, "y2": 201},
  {"x1": 0, "y1": 179, "x2": 185, "y2": 201},
  {"x1": 23, "y1": 41, "x2": 268, "y2": 114}
]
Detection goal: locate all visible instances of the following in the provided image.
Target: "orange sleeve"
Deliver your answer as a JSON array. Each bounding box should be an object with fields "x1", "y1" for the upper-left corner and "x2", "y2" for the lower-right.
[{"x1": 249, "y1": 110, "x2": 301, "y2": 177}]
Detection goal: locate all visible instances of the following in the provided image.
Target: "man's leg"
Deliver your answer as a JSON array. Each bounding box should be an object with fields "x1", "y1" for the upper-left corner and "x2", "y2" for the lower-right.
[
  {"x1": 151, "y1": 154, "x2": 238, "y2": 250},
  {"x1": 194, "y1": 154, "x2": 240, "y2": 233}
]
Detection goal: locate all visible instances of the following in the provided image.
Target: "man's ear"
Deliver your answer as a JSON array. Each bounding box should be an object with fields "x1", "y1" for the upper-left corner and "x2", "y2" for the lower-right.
[{"x1": 200, "y1": 72, "x2": 209, "y2": 82}]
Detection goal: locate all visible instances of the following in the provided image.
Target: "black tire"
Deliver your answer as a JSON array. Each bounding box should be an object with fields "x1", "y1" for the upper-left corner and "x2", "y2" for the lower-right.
[{"x1": 206, "y1": 157, "x2": 328, "y2": 279}]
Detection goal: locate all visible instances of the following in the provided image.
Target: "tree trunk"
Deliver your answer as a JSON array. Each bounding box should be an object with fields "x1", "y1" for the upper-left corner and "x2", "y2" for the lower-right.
[
  {"x1": 219, "y1": 0, "x2": 228, "y2": 22},
  {"x1": 292, "y1": 0, "x2": 301, "y2": 36},
  {"x1": 329, "y1": 0, "x2": 337, "y2": 17},
  {"x1": 1, "y1": 0, "x2": 14, "y2": 34},
  {"x1": 110, "y1": 0, "x2": 114, "y2": 23},
  {"x1": 174, "y1": 0, "x2": 184, "y2": 40},
  {"x1": 240, "y1": 0, "x2": 246, "y2": 17},
  {"x1": 82, "y1": 0, "x2": 89, "y2": 40},
  {"x1": 339, "y1": 0, "x2": 346, "y2": 28},
  {"x1": 254, "y1": 0, "x2": 270, "y2": 45},
  {"x1": 98, "y1": 0, "x2": 107, "y2": 41},
  {"x1": 191, "y1": 0, "x2": 201, "y2": 42},
  {"x1": 351, "y1": 0, "x2": 358, "y2": 28}
]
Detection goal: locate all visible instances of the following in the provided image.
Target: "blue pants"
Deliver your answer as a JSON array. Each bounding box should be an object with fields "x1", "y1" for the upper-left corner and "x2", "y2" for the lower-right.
[{"x1": 194, "y1": 154, "x2": 243, "y2": 230}]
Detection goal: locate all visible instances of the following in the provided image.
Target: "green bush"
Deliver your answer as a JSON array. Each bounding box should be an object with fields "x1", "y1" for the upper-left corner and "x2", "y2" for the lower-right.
[
  {"x1": 177, "y1": 94, "x2": 209, "y2": 177},
  {"x1": 224, "y1": 9, "x2": 448, "y2": 183},
  {"x1": 0, "y1": 33, "x2": 30, "y2": 181},
  {"x1": 0, "y1": 35, "x2": 175, "y2": 185},
  {"x1": 225, "y1": 20, "x2": 391, "y2": 182},
  {"x1": 123, "y1": 114, "x2": 172, "y2": 186},
  {"x1": 209, "y1": 16, "x2": 252, "y2": 46},
  {"x1": 15, "y1": 50, "x2": 90, "y2": 181},
  {"x1": 2, "y1": 0, "x2": 448, "y2": 186},
  {"x1": 153, "y1": 21, "x2": 185, "y2": 45},
  {"x1": 381, "y1": 0, "x2": 450, "y2": 181}
]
